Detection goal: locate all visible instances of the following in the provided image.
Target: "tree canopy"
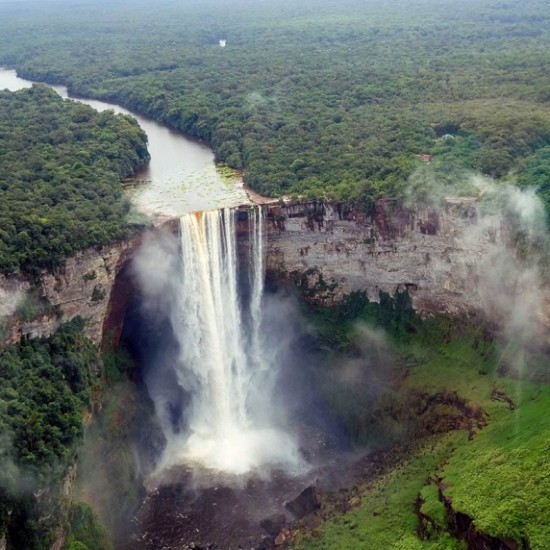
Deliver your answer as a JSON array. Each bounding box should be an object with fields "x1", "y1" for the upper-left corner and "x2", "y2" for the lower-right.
[
  {"x1": 0, "y1": 85, "x2": 149, "y2": 275},
  {"x1": 0, "y1": 0, "x2": 549, "y2": 206},
  {"x1": 0, "y1": 319, "x2": 99, "y2": 548}
]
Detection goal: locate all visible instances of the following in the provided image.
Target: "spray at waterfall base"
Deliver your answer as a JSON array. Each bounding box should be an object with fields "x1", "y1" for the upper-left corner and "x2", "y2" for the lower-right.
[{"x1": 134, "y1": 207, "x2": 306, "y2": 476}]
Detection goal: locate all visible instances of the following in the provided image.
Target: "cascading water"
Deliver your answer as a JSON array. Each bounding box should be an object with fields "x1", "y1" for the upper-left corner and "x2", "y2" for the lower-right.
[
  {"x1": 248, "y1": 207, "x2": 265, "y2": 372},
  {"x1": 159, "y1": 206, "x2": 303, "y2": 475}
]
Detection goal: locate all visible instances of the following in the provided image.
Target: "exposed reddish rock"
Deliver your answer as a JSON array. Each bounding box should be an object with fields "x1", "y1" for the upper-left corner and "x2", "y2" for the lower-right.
[
  {"x1": 274, "y1": 527, "x2": 291, "y2": 546},
  {"x1": 374, "y1": 198, "x2": 415, "y2": 240},
  {"x1": 102, "y1": 260, "x2": 139, "y2": 350}
]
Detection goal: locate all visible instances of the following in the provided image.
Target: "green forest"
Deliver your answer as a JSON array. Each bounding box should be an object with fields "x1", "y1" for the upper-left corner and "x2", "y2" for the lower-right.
[
  {"x1": 1, "y1": 0, "x2": 550, "y2": 208},
  {"x1": 0, "y1": 319, "x2": 100, "y2": 549},
  {"x1": 0, "y1": 85, "x2": 149, "y2": 275},
  {"x1": 0, "y1": 64, "x2": 148, "y2": 547}
]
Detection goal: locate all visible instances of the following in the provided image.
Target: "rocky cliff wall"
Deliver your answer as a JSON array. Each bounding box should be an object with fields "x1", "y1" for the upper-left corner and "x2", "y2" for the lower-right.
[
  {"x1": 2, "y1": 197, "x2": 547, "y2": 350},
  {"x1": 1, "y1": 235, "x2": 142, "y2": 348},
  {"x1": 265, "y1": 198, "x2": 547, "y2": 323}
]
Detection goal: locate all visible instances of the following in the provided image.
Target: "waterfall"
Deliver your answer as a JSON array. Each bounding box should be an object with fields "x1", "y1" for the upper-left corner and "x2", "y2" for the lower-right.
[
  {"x1": 160, "y1": 206, "x2": 302, "y2": 475},
  {"x1": 248, "y1": 206, "x2": 265, "y2": 371}
]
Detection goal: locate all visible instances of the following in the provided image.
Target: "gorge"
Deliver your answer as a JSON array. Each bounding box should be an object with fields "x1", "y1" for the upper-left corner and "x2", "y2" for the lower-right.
[
  {"x1": 1, "y1": 64, "x2": 550, "y2": 550},
  {"x1": 3, "y1": 67, "x2": 546, "y2": 350}
]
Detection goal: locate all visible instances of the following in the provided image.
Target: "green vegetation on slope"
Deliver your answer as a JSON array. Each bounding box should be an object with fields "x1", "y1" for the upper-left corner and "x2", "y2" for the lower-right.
[
  {"x1": 1, "y1": 0, "x2": 549, "y2": 205},
  {"x1": 0, "y1": 318, "x2": 100, "y2": 549},
  {"x1": 0, "y1": 84, "x2": 149, "y2": 275},
  {"x1": 301, "y1": 295, "x2": 550, "y2": 548},
  {"x1": 441, "y1": 391, "x2": 550, "y2": 547},
  {"x1": 63, "y1": 502, "x2": 114, "y2": 550},
  {"x1": 299, "y1": 434, "x2": 467, "y2": 550}
]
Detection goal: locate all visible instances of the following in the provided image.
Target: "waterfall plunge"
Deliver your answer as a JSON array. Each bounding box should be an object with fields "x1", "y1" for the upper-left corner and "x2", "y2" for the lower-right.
[{"x1": 160, "y1": 207, "x2": 303, "y2": 475}]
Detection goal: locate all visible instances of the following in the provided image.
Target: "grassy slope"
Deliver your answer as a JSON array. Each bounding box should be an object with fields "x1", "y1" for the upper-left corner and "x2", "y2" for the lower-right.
[
  {"x1": 442, "y1": 389, "x2": 550, "y2": 547},
  {"x1": 299, "y1": 433, "x2": 467, "y2": 550},
  {"x1": 298, "y1": 318, "x2": 550, "y2": 549}
]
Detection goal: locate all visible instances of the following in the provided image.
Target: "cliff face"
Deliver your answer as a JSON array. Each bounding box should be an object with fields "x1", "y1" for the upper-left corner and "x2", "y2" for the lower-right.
[
  {"x1": 265, "y1": 198, "x2": 538, "y2": 318},
  {"x1": 1, "y1": 235, "x2": 141, "y2": 348},
  {"x1": 2, "y1": 197, "x2": 547, "y2": 350},
  {"x1": 38, "y1": 237, "x2": 142, "y2": 346}
]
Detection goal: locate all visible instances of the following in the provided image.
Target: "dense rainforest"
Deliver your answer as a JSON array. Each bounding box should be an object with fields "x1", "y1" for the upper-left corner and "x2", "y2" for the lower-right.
[
  {"x1": 0, "y1": 85, "x2": 149, "y2": 275},
  {"x1": 0, "y1": 319, "x2": 112, "y2": 550},
  {"x1": 0, "y1": 79, "x2": 148, "y2": 548},
  {"x1": 1, "y1": 0, "x2": 550, "y2": 210}
]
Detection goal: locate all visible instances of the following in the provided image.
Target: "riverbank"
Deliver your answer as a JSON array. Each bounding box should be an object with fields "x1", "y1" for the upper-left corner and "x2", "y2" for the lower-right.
[{"x1": 0, "y1": 67, "x2": 250, "y2": 218}]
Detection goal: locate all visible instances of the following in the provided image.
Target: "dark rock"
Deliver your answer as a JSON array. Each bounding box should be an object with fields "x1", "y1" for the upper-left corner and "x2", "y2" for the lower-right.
[
  {"x1": 260, "y1": 514, "x2": 287, "y2": 537},
  {"x1": 285, "y1": 486, "x2": 320, "y2": 520},
  {"x1": 274, "y1": 528, "x2": 290, "y2": 546},
  {"x1": 491, "y1": 388, "x2": 516, "y2": 410},
  {"x1": 441, "y1": 483, "x2": 524, "y2": 549}
]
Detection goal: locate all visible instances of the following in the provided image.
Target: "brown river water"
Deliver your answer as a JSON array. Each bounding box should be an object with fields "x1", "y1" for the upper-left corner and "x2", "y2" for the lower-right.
[{"x1": 0, "y1": 67, "x2": 249, "y2": 219}]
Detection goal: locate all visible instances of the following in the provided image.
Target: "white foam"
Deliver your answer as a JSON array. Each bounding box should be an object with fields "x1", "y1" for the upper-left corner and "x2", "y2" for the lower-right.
[{"x1": 157, "y1": 207, "x2": 303, "y2": 476}]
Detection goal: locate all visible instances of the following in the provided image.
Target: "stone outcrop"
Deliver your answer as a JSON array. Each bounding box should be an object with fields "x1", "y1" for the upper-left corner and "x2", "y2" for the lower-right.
[
  {"x1": 264, "y1": 197, "x2": 547, "y2": 324},
  {"x1": 260, "y1": 513, "x2": 287, "y2": 536},
  {"x1": 416, "y1": 478, "x2": 529, "y2": 549},
  {"x1": 439, "y1": 483, "x2": 528, "y2": 550},
  {"x1": 285, "y1": 486, "x2": 320, "y2": 520},
  {"x1": 41, "y1": 236, "x2": 144, "y2": 345},
  {"x1": 2, "y1": 235, "x2": 142, "y2": 347}
]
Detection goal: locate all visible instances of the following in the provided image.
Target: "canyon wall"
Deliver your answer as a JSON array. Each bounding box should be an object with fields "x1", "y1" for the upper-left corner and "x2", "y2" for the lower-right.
[
  {"x1": 266, "y1": 198, "x2": 522, "y2": 316},
  {"x1": 2, "y1": 197, "x2": 548, "y2": 350},
  {"x1": 1, "y1": 235, "x2": 142, "y2": 348},
  {"x1": 0, "y1": 198, "x2": 545, "y2": 549}
]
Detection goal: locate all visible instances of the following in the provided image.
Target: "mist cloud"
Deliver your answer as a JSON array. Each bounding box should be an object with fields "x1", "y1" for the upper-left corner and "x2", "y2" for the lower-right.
[
  {"x1": 131, "y1": 229, "x2": 180, "y2": 316},
  {"x1": 408, "y1": 167, "x2": 550, "y2": 360},
  {"x1": 0, "y1": 433, "x2": 37, "y2": 498},
  {"x1": 0, "y1": 287, "x2": 24, "y2": 320}
]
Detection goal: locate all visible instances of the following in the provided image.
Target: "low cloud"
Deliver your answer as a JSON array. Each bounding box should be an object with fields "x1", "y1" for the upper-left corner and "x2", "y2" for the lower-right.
[
  {"x1": 408, "y1": 167, "x2": 549, "y2": 359},
  {"x1": 131, "y1": 229, "x2": 179, "y2": 316},
  {"x1": 0, "y1": 433, "x2": 37, "y2": 498},
  {"x1": 0, "y1": 287, "x2": 24, "y2": 320}
]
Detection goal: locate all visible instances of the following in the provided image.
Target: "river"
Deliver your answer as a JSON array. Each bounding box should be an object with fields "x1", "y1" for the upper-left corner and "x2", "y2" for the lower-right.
[{"x1": 0, "y1": 67, "x2": 250, "y2": 218}]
